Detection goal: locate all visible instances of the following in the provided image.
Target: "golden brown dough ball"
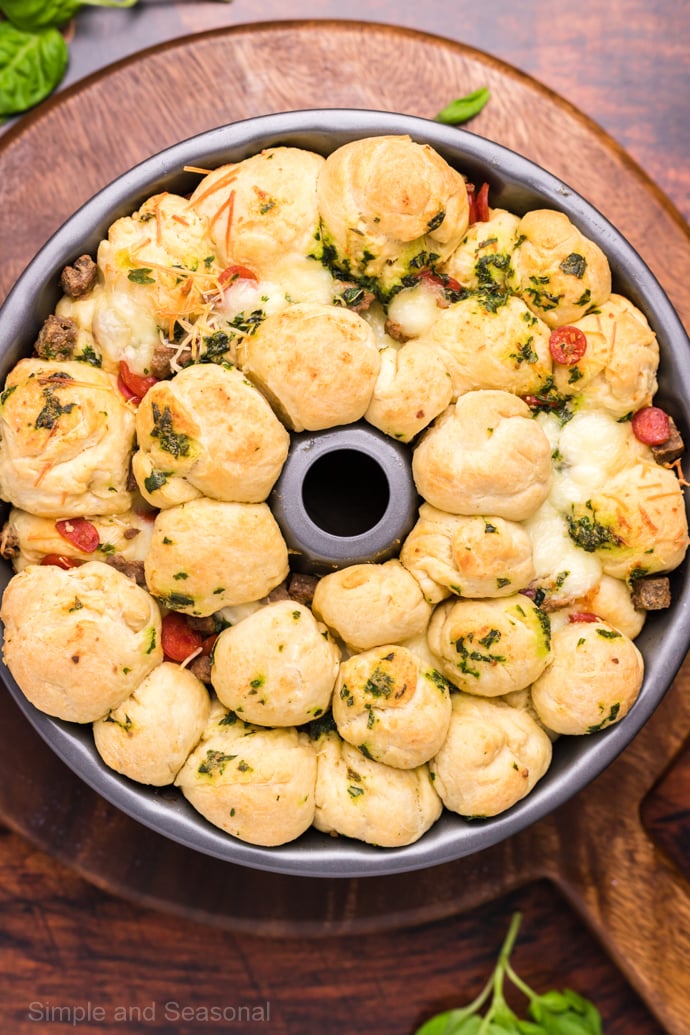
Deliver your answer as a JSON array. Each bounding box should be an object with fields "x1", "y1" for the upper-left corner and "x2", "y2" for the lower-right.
[
  {"x1": 429, "y1": 693, "x2": 553, "y2": 817},
  {"x1": 412, "y1": 390, "x2": 552, "y2": 520},
  {"x1": 427, "y1": 594, "x2": 552, "y2": 697},
  {"x1": 530, "y1": 617, "x2": 644, "y2": 735},
  {"x1": 312, "y1": 728, "x2": 442, "y2": 847},
  {"x1": 507, "y1": 209, "x2": 611, "y2": 327},
  {"x1": 237, "y1": 302, "x2": 380, "y2": 432},
  {"x1": 332, "y1": 644, "x2": 452, "y2": 769},
  {"x1": 400, "y1": 504, "x2": 535, "y2": 603},
  {"x1": 364, "y1": 340, "x2": 453, "y2": 442},
  {"x1": 551, "y1": 294, "x2": 659, "y2": 417},
  {"x1": 413, "y1": 294, "x2": 553, "y2": 399},
  {"x1": 144, "y1": 498, "x2": 288, "y2": 616},
  {"x1": 211, "y1": 601, "x2": 341, "y2": 726},
  {"x1": 187, "y1": 147, "x2": 326, "y2": 283},
  {"x1": 317, "y1": 135, "x2": 469, "y2": 296},
  {"x1": 566, "y1": 460, "x2": 689, "y2": 582},
  {"x1": 311, "y1": 560, "x2": 432, "y2": 651},
  {"x1": 0, "y1": 560, "x2": 163, "y2": 723},
  {"x1": 175, "y1": 701, "x2": 316, "y2": 846},
  {"x1": 1, "y1": 507, "x2": 154, "y2": 572},
  {"x1": 93, "y1": 661, "x2": 211, "y2": 785},
  {"x1": 0, "y1": 359, "x2": 135, "y2": 517},
  {"x1": 441, "y1": 208, "x2": 520, "y2": 290},
  {"x1": 132, "y1": 363, "x2": 289, "y2": 508}
]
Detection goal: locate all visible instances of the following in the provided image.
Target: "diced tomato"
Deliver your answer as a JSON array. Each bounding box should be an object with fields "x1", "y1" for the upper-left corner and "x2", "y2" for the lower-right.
[
  {"x1": 161, "y1": 611, "x2": 204, "y2": 663},
  {"x1": 549, "y1": 326, "x2": 587, "y2": 366},
  {"x1": 568, "y1": 612, "x2": 600, "y2": 624},
  {"x1": 466, "y1": 181, "x2": 490, "y2": 224},
  {"x1": 201, "y1": 633, "x2": 219, "y2": 656},
  {"x1": 41, "y1": 554, "x2": 83, "y2": 569},
  {"x1": 118, "y1": 360, "x2": 159, "y2": 403},
  {"x1": 631, "y1": 405, "x2": 671, "y2": 445},
  {"x1": 475, "y1": 181, "x2": 490, "y2": 223},
  {"x1": 55, "y1": 518, "x2": 100, "y2": 553},
  {"x1": 418, "y1": 268, "x2": 463, "y2": 295},
  {"x1": 219, "y1": 264, "x2": 258, "y2": 286}
]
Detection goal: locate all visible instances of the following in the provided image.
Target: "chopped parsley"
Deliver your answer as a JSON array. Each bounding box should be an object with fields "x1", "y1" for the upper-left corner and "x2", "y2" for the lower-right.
[
  {"x1": 567, "y1": 501, "x2": 622, "y2": 553},
  {"x1": 150, "y1": 402, "x2": 191, "y2": 458},
  {"x1": 559, "y1": 252, "x2": 587, "y2": 278},
  {"x1": 127, "y1": 267, "x2": 156, "y2": 285}
]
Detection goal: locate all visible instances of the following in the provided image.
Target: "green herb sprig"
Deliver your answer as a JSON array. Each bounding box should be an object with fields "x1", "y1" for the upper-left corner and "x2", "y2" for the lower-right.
[
  {"x1": 435, "y1": 86, "x2": 490, "y2": 125},
  {"x1": 414, "y1": 913, "x2": 603, "y2": 1035}
]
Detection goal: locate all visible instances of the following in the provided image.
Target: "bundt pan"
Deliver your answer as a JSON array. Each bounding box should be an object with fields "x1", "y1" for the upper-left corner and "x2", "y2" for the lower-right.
[{"x1": 0, "y1": 108, "x2": 689, "y2": 878}]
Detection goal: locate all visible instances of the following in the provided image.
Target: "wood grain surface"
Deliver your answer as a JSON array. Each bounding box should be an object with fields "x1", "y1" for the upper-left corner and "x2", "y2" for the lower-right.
[{"x1": 1, "y1": 11, "x2": 689, "y2": 1035}]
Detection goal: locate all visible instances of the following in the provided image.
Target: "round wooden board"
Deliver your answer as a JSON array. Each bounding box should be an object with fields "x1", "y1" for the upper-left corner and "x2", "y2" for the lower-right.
[{"x1": 2, "y1": 21, "x2": 690, "y2": 1031}]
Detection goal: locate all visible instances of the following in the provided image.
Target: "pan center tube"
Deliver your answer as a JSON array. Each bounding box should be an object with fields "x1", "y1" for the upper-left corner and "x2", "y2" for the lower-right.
[{"x1": 269, "y1": 422, "x2": 419, "y2": 575}]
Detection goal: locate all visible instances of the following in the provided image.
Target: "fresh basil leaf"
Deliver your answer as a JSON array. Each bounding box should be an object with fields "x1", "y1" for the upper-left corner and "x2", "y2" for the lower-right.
[
  {"x1": 534, "y1": 991, "x2": 572, "y2": 1013},
  {"x1": 414, "y1": 1010, "x2": 483, "y2": 1034},
  {"x1": 562, "y1": 989, "x2": 602, "y2": 1033},
  {"x1": 435, "y1": 87, "x2": 490, "y2": 125},
  {"x1": 0, "y1": 22, "x2": 68, "y2": 117},
  {"x1": 0, "y1": 0, "x2": 138, "y2": 31}
]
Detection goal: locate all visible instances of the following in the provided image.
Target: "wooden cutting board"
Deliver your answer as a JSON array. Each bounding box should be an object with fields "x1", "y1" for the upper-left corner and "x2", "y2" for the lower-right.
[{"x1": 1, "y1": 21, "x2": 689, "y2": 1033}]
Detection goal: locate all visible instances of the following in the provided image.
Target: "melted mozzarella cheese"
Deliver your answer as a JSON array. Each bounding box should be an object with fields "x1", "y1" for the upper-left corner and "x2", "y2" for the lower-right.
[
  {"x1": 525, "y1": 500, "x2": 602, "y2": 603},
  {"x1": 386, "y1": 283, "x2": 440, "y2": 339}
]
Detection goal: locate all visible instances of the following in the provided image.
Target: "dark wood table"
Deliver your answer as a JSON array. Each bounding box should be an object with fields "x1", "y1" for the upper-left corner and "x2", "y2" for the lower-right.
[{"x1": 1, "y1": 3, "x2": 689, "y2": 1033}]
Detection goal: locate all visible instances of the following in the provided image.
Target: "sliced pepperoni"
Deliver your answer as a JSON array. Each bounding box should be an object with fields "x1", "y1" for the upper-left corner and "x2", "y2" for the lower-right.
[
  {"x1": 631, "y1": 405, "x2": 671, "y2": 445},
  {"x1": 161, "y1": 611, "x2": 204, "y2": 663},
  {"x1": 55, "y1": 518, "x2": 100, "y2": 553}
]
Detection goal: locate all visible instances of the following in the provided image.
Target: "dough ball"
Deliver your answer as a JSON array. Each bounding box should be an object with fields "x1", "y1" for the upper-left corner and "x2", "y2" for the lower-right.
[
  {"x1": 211, "y1": 600, "x2": 340, "y2": 726},
  {"x1": 312, "y1": 728, "x2": 442, "y2": 847},
  {"x1": 552, "y1": 294, "x2": 659, "y2": 418},
  {"x1": 144, "y1": 498, "x2": 288, "y2": 616},
  {"x1": 1, "y1": 507, "x2": 153, "y2": 573},
  {"x1": 400, "y1": 503, "x2": 535, "y2": 603},
  {"x1": 429, "y1": 693, "x2": 553, "y2": 817},
  {"x1": 318, "y1": 134, "x2": 469, "y2": 296},
  {"x1": 132, "y1": 363, "x2": 289, "y2": 507},
  {"x1": 508, "y1": 209, "x2": 611, "y2": 326},
  {"x1": 566, "y1": 460, "x2": 689, "y2": 581},
  {"x1": 311, "y1": 560, "x2": 432, "y2": 651},
  {"x1": 0, "y1": 359, "x2": 135, "y2": 517},
  {"x1": 93, "y1": 661, "x2": 211, "y2": 785},
  {"x1": 441, "y1": 208, "x2": 520, "y2": 290},
  {"x1": 412, "y1": 390, "x2": 552, "y2": 520},
  {"x1": 238, "y1": 302, "x2": 380, "y2": 432},
  {"x1": 333, "y1": 644, "x2": 452, "y2": 768},
  {"x1": 0, "y1": 560, "x2": 163, "y2": 722},
  {"x1": 175, "y1": 702, "x2": 316, "y2": 846},
  {"x1": 188, "y1": 147, "x2": 325, "y2": 277},
  {"x1": 427, "y1": 594, "x2": 552, "y2": 697},
  {"x1": 414, "y1": 293, "x2": 553, "y2": 399},
  {"x1": 364, "y1": 339, "x2": 453, "y2": 442},
  {"x1": 530, "y1": 617, "x2": 644, "y2": 735}
]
